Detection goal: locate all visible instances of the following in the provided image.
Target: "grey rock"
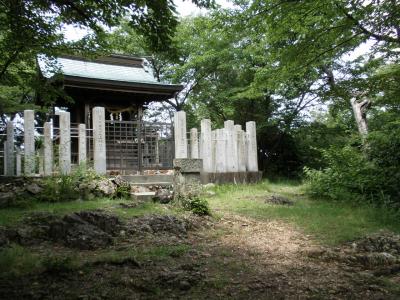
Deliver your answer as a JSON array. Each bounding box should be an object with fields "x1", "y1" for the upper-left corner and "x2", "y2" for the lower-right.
[
  {"x1": 203, "y1": 183, "x2": 215, "y2": 189},
  {"x1": 96, "y1": 180, "x2": 116, "y2": 196},
  {"x1": 25, "y1": 183, "x2": 43, "y2": 195},
  {"x1": 153, "y1": 189, "x2": 172, "y2": 204},
  {"x1": 355, "y1": 252, "x2": 398, "y2": 267},
  {"x1": 179, "y1": 280, "x2": 191, "y2": 290},
  {"x1": 127, "y1": 215, "x2": 188, "y2": 236},
  {"x1": 0, "y1": 192, "x2": 15, "y2": 207},
  {"x1": 3, "y1": 210, "x2": 120, "y2": 250},
  {"x1": 205, "y1": 190, "x2": 216, "y2": 197},
  {"x1": 265, "y1": 195, "x2": 294, "y2": 206}
]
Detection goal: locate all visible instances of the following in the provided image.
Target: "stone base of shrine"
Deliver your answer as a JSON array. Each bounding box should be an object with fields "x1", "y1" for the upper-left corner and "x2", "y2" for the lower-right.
[{"x1": 200, "y1": 171, "x2": 263, "y2": 184}]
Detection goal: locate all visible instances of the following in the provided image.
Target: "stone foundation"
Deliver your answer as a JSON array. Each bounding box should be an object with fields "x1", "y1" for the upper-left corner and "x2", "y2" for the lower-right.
[{"x1": 200, "y1": 171, "x2": 262, "y2": 184}]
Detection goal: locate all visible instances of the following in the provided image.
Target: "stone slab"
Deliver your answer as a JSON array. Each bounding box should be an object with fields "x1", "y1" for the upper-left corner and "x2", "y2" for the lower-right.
[
  {"x1": 119, "y1": 175, "x2": 173, "y2": 184},
  {"x1": 173, "y1": 158, "x2": 203, "y2": 173},
  {"x1": 130, "y1": 191, "x2": 156, "y2": 202}
]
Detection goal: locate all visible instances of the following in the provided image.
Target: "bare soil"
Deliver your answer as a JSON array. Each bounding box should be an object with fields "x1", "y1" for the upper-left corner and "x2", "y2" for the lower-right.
[{"x1": 1, "y1": 210, "x2": 399, "y2": 299}]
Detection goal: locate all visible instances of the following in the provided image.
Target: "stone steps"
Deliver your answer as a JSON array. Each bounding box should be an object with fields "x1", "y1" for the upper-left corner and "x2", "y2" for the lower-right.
[
  {"x1": 130, "y1": 191, "x2": 156, "y2": 201},
  {"x1": 130, "y1": 182, "x2": 172, "y2": 187},
  {"x1": 120, "y1": 174, "x2": 173, "y2": 184}
]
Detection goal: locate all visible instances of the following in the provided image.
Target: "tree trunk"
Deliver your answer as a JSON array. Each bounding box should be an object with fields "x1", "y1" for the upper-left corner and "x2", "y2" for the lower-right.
[{"x1": 350, "y1": 97, "x2": 370, "y2": 137}]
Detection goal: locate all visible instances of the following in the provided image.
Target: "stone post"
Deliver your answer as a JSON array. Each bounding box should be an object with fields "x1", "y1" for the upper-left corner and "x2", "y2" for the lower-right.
[
  {"x1": 78, "y1": 124, "x2": 87, "y2": 166},
  {"x1": 93, "y1": 107, "x2": 106, "y2": 175},
  {"x1": 43, "y1": 122, "x2": 53, "y2": 176},
  {"x1": 155, "y1": 132, "x2": 160, "y2": 165},
  {"x1": 6, "y1": 121, "x2": 14, "y2": 176},
  {"x1": 237, "y1": 129, "x2": 247, "y2": 172},
  {"x1": 16, "y1": 149, "x2": 21, "y2": 176},
  {"x1": 246, "y1": 121, "x2": 258, "y2": 171},
  {"x1": 190, "y1": 128, "x2": 199, "y2": 159},
  {"x1": 24, "y1": 110, "x2": 35, "y2": 176},
  {"x1": 3, "y1": 143, "x2": 7, "y2": 175},
  {"x1": 59, "y1": 111, "x2": 71, "y2": 175},
  {"x1": 215, "y1": 129, "x2": 226, "y2": 173},
  {"x1": 200, "y1": 119, "x2": 212, "y2": 172},
  {"x1": 173, "y1": 158, "x2": 203, "y2": 199},
  {"x1": 224, "y1": 120, "x2": 238, "y2": 172},
  {"x1": 174, "y1": 111, "x2": 188, "y2": 159},
  {"x1": 38, "y1": 148, "x2": 44, "y2": 176},
  {"x1": 211, "y1": 130, "x2": 217, "y2": 172}
]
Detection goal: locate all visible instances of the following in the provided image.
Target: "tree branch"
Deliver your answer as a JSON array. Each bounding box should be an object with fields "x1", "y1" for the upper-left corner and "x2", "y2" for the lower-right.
[{"x1": 339, "y1": 5, "x2": 400, "y2": 45}]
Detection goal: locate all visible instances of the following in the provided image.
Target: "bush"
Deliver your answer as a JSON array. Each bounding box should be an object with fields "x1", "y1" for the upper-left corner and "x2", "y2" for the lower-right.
[
  {"x1": 36, "y1": 168, "x2": 102, "y2": 202},
  {"x1": 114, "y1": 182, "x2": 131, "y2": 199},
  {"x1": 38, "y1": 175, "x2": 78, "y2": 202},
  {"x1": 179, "y1": 194, "x2": 210, "y2": 216},
  {"x1": 305, "y1": 140, "x2": 399, "y2": 206}
]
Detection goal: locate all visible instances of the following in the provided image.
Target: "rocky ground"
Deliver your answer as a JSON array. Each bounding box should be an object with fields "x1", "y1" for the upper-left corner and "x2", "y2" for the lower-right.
[{"x1": 1, "y1": 200, "x2": 400, "y2": 299}]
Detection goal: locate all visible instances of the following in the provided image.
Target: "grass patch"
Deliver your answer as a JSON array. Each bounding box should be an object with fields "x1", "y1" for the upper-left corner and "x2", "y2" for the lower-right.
[
  {"x1": 0, "y1": 244, "x2": 41, "y2": 277},
  {"x1": 209, "y1": 180, "x2": 400, "y2": 245},
  {"x1": 91, "y1": 244, "x2": 191, "y2": 265},
  {"x1": 0, "y1": 245, "x2": 79, "y2": 278},
  {"x1": 0, "y1": 198, "x2": 177, "y2": 227},
  {"x1": 0, "y1": 243, "x2": 191, "y2": 278}
]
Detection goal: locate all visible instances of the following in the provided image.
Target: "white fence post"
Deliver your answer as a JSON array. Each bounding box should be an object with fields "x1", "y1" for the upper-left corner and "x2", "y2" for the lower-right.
[
  {"x1": 174, "y1": 111, "x2": 188, "y2": 159},
  {"x1": 43, "y1": 122, "x2": 53, "y2": 176},
  {"x1": 246, "y1": 121, "x2": 258, "y2": 171},
  {"x1": 224, "y1": 120, "x2": 237, "y2": 172},
  {"x1": 190, "y1": 128, "x2": 199, "y2": 159},
  {"x1": 215, "y1": 128, "x2": 226, "y2": 173},
  {"x1": 24, "y1": 110, "x2": 35, "y2": 176},
  {"x1": 78, "y1": 124, "x2": 87, "y2": 166},
  {"x1": 59, "y1": 111, "x2": 71, "y2": 175},
  {"x1": 200, "y1": 119, "x2": 212, "y2": 172},
  {"x1": 93, "y1": 107, "x2": 106, "y2": 175}
]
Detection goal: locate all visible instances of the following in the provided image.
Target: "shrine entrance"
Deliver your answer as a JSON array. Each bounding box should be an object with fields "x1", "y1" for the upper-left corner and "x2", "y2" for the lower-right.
[{"x1": 104, "y1": 119, "x2": 174, "y2": 174}]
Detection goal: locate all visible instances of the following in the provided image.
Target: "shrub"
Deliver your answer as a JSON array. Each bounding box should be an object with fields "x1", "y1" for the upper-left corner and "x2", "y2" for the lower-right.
[
  {"x1": 305, "y1": 141, "x2": 399, "y2": 206},
  {"x1": 38, "y1": 175, "x2": 77, "y2": 202},
  {"x1": 36, "y1": 167, "x2": 103, "y2": 202},
  {"x1": 179, "y1": 194, "x2": 210, "y2": 216},
  {"x1": 114, "y1": 182, "x2": 131, "y2": 199}
]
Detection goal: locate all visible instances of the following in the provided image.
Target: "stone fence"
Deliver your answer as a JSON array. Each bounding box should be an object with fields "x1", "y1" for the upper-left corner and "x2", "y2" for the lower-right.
[
  {"x1": 1, "y1": 107, "x2": 106, "y2": 177},
  {"x1": 173, "y1": 111, "x2": 261, "y2": 183}
]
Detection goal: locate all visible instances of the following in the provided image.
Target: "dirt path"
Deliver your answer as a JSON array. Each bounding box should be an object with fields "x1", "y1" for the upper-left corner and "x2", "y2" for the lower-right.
[
  {"x1": 193, "y1": 214, "x2": 395, "y2": 299},
  {"x1": 1, "y1": 209, "x2": 399, "y2": 299}
]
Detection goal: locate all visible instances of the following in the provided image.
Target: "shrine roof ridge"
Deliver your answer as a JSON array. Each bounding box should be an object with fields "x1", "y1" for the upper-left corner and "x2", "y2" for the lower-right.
[{"x1": 39, "y1": 54, "x2": 183, "y2": 91}]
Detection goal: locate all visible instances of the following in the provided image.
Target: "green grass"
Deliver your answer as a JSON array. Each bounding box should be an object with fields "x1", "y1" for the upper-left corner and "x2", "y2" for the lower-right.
[
  {"x1": 209, "y1": 180, "x2": 400, "y2": 245},
  {"x1": 0, "y1": 244, "x2": 41, "y2": 277},
  {"x1": 0, "y1": 243, "x2": 191, "y2": 278},
  {"x1": 0, "y1": 198, "x2": 175, "y2": 226},
  {"x1": 92, "y1": 244, "x2": 191, "y2": 264}
]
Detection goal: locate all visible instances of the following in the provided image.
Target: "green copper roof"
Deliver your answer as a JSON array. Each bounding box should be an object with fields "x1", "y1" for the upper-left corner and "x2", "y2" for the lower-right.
[
  {"x1": 57, "y1": 56, "x2": 158, "y2": 84},
  {"x1": 40, "y1": 55, "x2": 180, "y2": 88}
]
